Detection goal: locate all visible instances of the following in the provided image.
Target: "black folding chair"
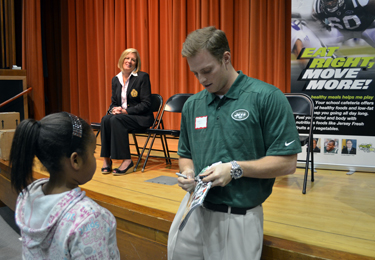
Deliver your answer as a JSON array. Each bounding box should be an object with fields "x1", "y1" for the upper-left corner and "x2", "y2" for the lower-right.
[
  {"x1": 285, "y1": 93, "x2": 315, "y2": 194},
  {"x1": 91, "y1": 107, "x2": 112, "y2": 146},
  {"x1": 135, "y1": 93, "x2": 193, "y2": 172},
  {"x1": 130, "y1": 94, "x2": 164, "y2": 158}
]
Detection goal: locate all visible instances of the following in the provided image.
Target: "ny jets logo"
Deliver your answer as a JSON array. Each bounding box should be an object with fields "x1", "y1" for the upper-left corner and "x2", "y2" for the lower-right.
[
  {"x1": 231, "y1": 109, "x2": 249, "y2": 121},
  {"x1": 285, "y1": 140, "x2": 296, "y2": 146}
]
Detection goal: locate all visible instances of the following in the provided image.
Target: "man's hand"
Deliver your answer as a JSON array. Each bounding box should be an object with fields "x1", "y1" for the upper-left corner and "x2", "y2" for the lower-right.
[
  {"x1": 177, "y1": 169, "x2": 196, "y2": 192},
  {"x1": 199, "y1": 162, "x2": 232, "y2": 188}
]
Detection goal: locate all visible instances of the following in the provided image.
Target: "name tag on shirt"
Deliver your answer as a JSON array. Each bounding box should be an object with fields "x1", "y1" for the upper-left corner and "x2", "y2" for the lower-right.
[{"x1": 195, "y1": 116, "x2": 207, "y2": 129}]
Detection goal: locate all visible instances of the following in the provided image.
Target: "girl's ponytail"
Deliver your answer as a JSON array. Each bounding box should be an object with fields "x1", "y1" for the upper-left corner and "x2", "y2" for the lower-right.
[{"x1": 10, "y1": 119, "x2": 41, "y2": 194}]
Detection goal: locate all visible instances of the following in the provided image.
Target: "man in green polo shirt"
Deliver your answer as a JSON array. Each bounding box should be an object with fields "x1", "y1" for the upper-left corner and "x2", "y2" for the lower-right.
[{"x1": 168, "y1": 26, "x2": 301, "y2": 260}]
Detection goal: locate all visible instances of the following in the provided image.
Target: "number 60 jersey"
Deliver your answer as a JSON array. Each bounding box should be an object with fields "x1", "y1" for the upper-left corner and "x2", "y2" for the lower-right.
[{"x1": 312, "y1": 0, "x2": 375, "y2": 32}]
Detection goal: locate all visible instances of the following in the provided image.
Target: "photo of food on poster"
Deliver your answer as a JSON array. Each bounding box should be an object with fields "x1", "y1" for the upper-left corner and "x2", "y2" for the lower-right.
[{"x1": 291, "y1": 0, "x2": 375, "y2": 171}]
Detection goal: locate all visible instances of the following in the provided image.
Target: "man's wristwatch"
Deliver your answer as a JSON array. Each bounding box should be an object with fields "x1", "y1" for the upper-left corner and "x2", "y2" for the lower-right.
[{"x1": 230, "y1": 161, "x2": 243, "y2": 179}]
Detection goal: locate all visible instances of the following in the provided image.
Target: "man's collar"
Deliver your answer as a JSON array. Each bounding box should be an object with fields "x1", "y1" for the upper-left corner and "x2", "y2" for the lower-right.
[
  {"x1": 224, "y1": 71, "x2": 244, "y2": 99},
  {"x1": 206, "y1": 70, "x2": 245, "y2": 104}
]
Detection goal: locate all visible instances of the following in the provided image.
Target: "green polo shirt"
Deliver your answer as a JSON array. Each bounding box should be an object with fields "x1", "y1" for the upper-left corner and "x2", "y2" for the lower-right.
[{"x1": 178, "y1": 71, "x2": 301, "y2": 208}]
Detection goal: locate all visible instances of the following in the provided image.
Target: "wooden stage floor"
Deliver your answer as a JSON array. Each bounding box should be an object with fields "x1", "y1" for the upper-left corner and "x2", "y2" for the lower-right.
[{"x1": 1, "y1": 134, "x2": 374, "y2": 259}]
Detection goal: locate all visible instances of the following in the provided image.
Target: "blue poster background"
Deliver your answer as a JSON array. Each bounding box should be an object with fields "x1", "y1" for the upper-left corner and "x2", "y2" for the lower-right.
[{"x1": 291, "y1": 0, "x2": 375, "y2": 171}]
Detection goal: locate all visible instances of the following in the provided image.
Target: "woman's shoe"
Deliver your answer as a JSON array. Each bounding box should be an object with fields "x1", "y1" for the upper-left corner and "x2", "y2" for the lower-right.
[
  {"x1": 113, "y1": 161, "x2": 134, "y2": 176},
  {"x1": 101, "y1": 159, "x2": 112, "y2": 174}
]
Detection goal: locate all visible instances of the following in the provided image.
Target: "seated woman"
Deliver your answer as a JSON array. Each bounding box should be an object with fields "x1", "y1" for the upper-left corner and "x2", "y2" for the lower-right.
[{"x1": 100, "y1": 48, "x2": 154, "y2": 175}]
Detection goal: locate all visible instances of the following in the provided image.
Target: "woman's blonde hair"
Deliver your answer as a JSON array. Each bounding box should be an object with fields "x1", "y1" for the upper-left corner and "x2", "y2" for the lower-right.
[{"x1": 118, "y1": 48, "x2": 141, "y2": 73}]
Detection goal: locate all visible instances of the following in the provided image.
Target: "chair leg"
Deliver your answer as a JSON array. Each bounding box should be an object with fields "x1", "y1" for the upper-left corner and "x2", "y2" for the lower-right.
[
  {"x1": 157, "y1": 134, "x2": 168, "y2": 164},
  {"x1": 310, "y1": 139, "x2": 315, "y2": 182},
  {"x1": 133, "y1": 134, "x2": 152, "y2": 172},
  {"x1": 142, "y1": 133, "x2": 158, "y2": 172},
  {"x1": 302, "y1": 145, "x2": 310, "y2": 194},
  {"x1": 132, "y1": 133, "x2": 141, "y2": 157},
  {"x1": 158, "y1": 121, "x2": 171, "y2": 164},
  {"x1": 95, "y1": 129, "x2": 101, "y2": 146},
  {"x1": 165, "y1": 135, "x2": 173, "y2": 164},
  {"x1": 160, "y1": 135, "x2": 171, "y2": 164}
]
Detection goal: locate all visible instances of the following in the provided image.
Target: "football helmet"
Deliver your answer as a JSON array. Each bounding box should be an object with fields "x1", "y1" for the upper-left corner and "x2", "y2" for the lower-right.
[{"x1": 322, "y1": 0, "x2": 345, "y2": 12}]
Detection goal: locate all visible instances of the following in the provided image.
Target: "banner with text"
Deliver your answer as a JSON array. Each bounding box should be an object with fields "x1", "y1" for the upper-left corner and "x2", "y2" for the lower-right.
[{"x1": 291, "y1": 0, "x2": 375, "y2": 171}]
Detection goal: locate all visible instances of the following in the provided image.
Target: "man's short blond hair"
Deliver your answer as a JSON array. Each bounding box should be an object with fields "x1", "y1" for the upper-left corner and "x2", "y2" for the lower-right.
[{"x1": 181, "y1": 26, "x2": 230, "y2": 62}]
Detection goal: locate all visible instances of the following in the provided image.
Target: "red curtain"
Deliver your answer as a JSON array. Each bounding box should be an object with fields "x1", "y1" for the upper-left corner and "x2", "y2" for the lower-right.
[
  {"x1": 22, "y1": 0, "x2": 44, "y2": 120},
  {"x1": 23, "y1": 0, "x2": 291, "y2": 129}
]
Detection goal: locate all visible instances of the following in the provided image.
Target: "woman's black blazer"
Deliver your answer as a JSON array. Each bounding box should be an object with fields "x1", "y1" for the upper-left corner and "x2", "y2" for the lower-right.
[{"x1": 109, "y1": 71, "x2": 154, "y2": 128}]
